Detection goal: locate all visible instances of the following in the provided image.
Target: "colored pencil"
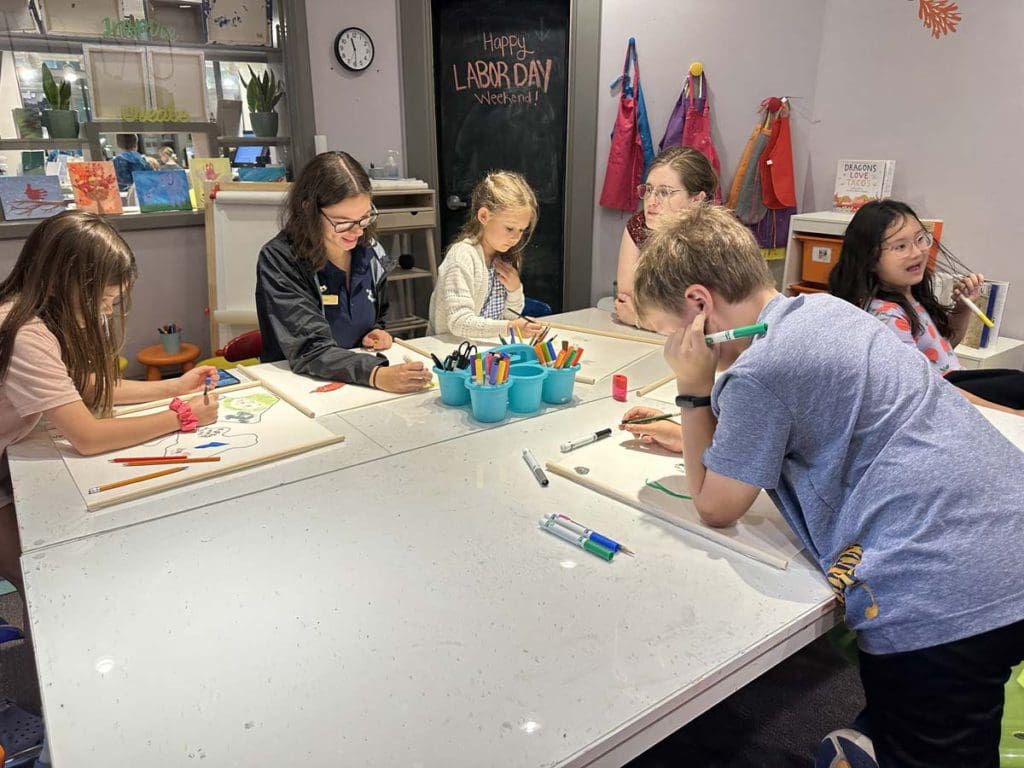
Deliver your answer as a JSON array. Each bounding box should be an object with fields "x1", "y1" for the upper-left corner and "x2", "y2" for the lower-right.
[
  {"x1": 121, "y1": 457, "x2": 221, "y2": 467},
  {"x1": 620, "y1": 413, "x2": 678, "y2": 426},
  {"x1": 88, "y1": 466, "x2": 186, "y2": 494},
  {"x1": 109, "y1": 455, "x2": 187, "y2": 463}
]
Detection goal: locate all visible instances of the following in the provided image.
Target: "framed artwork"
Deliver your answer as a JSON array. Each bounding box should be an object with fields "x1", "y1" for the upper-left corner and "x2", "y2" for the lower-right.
[
  {"x1": 0, "y1": 176, "x2": 67, "y2": 220},
  {"x1": 146, "y1": 48, "x2": 209, "y2": 121},
  {"x1": 133, "y1": 169, "x2": 191, "y2": 212},
  {"x1": 40, "y1": 0, "x2": 118, "y2": 35},
  {"x1": 68, "y1": 161, "x2": 123, "y2": 215},
  {"x1": 82, "y1": 44, "x2": 150, "y2": 120},
  {"x1": 204, "y1": 0, "x2": 271, "y2": 45}
]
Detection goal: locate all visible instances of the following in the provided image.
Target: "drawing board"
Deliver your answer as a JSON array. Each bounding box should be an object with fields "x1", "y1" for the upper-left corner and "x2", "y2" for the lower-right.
[
  {"x1": 50, "y1": 383, "x2": 344, "y2": 510},
  {"x1": 244, "y1": 345, "x2": 436, "y2": 418},
  {"x1": 547, "y1": 435, "x2": 804, "y2": 569}
]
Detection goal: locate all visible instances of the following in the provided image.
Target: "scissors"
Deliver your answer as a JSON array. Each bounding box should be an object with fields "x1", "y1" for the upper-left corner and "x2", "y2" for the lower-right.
[{"x1": 444, "y1": 341, "x2": 477, "y2": 370}]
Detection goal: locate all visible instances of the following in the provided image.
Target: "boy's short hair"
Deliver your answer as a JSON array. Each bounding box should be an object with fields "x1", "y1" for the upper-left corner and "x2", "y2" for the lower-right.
[
  {"x1": 634, "y1": 205, "x2": 775, "y2": 320},
  {"x1": 116, "y1": 133, "x2": 138, "y2": 151}
]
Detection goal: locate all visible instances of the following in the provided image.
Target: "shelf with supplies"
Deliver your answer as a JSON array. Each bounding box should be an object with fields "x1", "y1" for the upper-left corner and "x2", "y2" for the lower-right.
[
  {"x1": 217, "y1": 136, "x2": 292, "y2": 147},
  {"x1": 373, "y1": 187, "x2": 439, "y2": 337}
]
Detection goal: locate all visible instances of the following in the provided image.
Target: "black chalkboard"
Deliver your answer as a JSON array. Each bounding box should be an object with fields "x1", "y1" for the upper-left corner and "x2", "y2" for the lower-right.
[{"x1": 433, "y1": 0, "x2": 569, "y2": 313}]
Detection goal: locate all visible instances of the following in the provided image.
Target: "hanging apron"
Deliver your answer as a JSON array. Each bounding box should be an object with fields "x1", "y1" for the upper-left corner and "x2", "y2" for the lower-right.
[
  {"x1": 681, "y1": 73, "x2": 722, "y2": 202},
  {"x1": 636, "y1": 76, "x2": 655, "y2": 176},
  {"x1": 733, "y1": 124, "x2": 771, "y2": 225},
  {"x1": 726, "y1": 123, "x2": 760, "y2": 209},
  {"x1": 599, "y1": 38, "x2": 645, "y2": 212},
  {"x1": 658, "y1": 77, "x2": 689, "y2": 152},
  {"x1": 761, "y1": 100, "x2": 796, "y2": 209}
]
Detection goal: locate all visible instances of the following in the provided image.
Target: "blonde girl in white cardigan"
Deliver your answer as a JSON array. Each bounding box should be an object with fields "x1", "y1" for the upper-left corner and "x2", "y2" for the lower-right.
[{"x1": 428, "y1": 171, "x2": 545, "y2": 339}]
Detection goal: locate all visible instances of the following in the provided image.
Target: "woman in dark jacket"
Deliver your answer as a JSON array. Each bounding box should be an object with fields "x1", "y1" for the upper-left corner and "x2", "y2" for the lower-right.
[{"x1": 255, "y1": 151, "x2": 430, "y2": 393}]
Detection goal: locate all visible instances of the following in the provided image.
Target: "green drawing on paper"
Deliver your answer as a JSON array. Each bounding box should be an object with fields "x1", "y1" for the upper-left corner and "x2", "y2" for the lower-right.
[
  {"x1": 221, "y1": 393, "x2": 279, "y2": 424},
  {"x1": 645, "y1": 479, "x2": 692, "y2": 500}
]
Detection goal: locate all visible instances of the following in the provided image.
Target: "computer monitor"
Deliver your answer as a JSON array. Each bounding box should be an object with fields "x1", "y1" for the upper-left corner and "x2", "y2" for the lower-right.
[{"x1": 231, "y1": 145, "x2": 266, "y2": 166}]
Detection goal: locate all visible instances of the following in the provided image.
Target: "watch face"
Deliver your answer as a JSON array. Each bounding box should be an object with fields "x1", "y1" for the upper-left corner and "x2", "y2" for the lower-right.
[{"x1": 335, "y1": 27, "x2": 374, "y2": 72}]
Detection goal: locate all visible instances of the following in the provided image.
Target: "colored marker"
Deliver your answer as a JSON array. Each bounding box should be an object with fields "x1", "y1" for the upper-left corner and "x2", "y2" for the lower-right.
[
  {"x1": 560, "y1": 427, "x2": 612, "y2": 453},
  {"x1": 538, "y1": 517, "x2": 614, "y2": 561},
  {"x1": 958, "y1": 295, "x2": 994, "y2": 329},
  {"x1": 88, "y1": 466, "x2": 186, "y2": 494},
  {"x1": 545, "y1": 512, "x2": 634, "y2": 556},
  {"x1": 704, "y1": 322, "x2": 768, "y2": 346},
  {"x1": 203, "y1": 375, "x2": 211, "y2": 405},
  {"x1": 522, "y1": 448, "x2": 549, "y2": 487}
]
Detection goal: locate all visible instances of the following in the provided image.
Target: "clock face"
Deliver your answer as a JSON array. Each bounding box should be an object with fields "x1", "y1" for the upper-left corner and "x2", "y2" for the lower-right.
[{"x1": 335, "y1": 27, "x2": 374, "y2": 72}]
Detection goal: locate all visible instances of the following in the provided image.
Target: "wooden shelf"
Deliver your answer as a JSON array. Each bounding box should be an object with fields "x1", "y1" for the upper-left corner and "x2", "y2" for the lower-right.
[
  {"x1": 0, "y1": 138, "x2": 90, "y2": 150},
  {"x1": 0, "y1": 31, "x2": 282, "y2": 63},
  {"x1": 0, "y1": 210, "x2": 203, "y2": 240}
]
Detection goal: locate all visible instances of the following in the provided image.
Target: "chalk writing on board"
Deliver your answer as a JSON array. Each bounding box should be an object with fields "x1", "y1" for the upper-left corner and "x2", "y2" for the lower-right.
[{"x1": 449, "y1": 30, "x2": 555, "y2": 108}]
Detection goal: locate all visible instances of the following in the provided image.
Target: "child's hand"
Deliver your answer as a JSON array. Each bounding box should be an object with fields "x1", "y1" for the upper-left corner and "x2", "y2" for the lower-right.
[
  {"x1": 613, "y1": 293, "x2": 638, "y2": 326},
  {"x1": 619, "y1": 406, "x2": 683, "y2": 453},
  {"x1": 493, "y1": 259, "x2": 522, "y2": 292},
  {"x1": 508, "y1": 317, "x2": 544, "y2": 338},
  {"x1": 362, "y1": 328, "x2": 393, "y2": 350},
  {"x1": 175, "y1": 365, "x2": 219, "y2": 395},
  {"x1": 373, "y1": 362, "x2": 432, "y2": 393},
  {"x1": 952, "y1": 272, "x2": 985, "y2": 306},
  {"x1": 187, "y1": 393, "x2": 219, "y2": 426},
  {"x1": 664, "y1": 313, "x2": 718, "y2": 396}
]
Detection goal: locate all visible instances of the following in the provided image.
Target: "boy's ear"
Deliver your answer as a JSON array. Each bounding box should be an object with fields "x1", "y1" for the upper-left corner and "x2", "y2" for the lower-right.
[{"x1": 685, "y1": 284, "x2": 713, "y2": 314}]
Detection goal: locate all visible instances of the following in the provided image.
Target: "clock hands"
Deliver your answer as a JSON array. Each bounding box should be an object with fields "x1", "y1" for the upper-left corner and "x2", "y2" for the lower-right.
[{"x1": 350, "y1": 38, "x2": 357, "y2": 58}]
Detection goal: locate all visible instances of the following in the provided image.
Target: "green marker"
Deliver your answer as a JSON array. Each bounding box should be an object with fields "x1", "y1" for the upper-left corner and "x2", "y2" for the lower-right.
[{"x1": 704, "y1": 322, "x2": 767, "y2": 347}]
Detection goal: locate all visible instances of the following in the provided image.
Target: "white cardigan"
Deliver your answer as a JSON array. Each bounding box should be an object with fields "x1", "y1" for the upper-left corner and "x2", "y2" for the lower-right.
[{"x1": 428, "y1": 238, "x2": 525, "y2": 339}]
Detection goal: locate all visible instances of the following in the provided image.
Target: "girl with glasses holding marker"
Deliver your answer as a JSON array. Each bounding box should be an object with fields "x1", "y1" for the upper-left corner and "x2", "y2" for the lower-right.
[
  {"x1": 256, "y1": 151, "x2": 430, "y2": 394},
  {"x1": 830, "y1": 199, "x2": 1023, "y2": 414},
  {"x1": 614, "y1": 147, "x2": 717, "y2": 329}
]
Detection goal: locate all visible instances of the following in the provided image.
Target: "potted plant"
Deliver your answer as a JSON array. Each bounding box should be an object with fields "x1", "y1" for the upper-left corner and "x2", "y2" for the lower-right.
[
  {"x1": 41, "y1": 64, "x2": 79, "y2": 139},
  {"x1": 239, "y1": 66, "x2": 284, "y2": 138}
]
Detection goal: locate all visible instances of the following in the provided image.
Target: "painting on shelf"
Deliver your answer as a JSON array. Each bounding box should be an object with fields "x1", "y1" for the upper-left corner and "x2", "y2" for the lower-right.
[
  {"x1": 188, "y1": 156, "x2": 231, "y2": 209},
  {"x1": 133, "y1": 169, "x2": 192, "y2": 212},
  {"x1": 204, "y1": 0, "x2": 271, "y2": 45},
  {"x1": 68, "y1": 161, "x2": 123, "y2": 215},
  {"x1": 0, "y1": 176, "x2": 67, "y2": 220}
]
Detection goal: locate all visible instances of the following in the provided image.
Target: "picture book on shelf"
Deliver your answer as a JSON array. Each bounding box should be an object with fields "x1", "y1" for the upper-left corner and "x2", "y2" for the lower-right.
[
  {"x1": 959, "y1": 280, "x2": 1009, "y2": 350},
  {"x1": 0, "y1": 176, "x2": 66, "y2": 220},
  {"x1": 68, "y1": 161, "x2": 123, "y2": 215},
  {"x1": 833, "y1": 159, "x2": 895, "y2": 212}
]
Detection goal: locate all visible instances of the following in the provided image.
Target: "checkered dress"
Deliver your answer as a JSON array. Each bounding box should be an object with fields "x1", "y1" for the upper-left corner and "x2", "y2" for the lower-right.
[{"x1": 480, "y1": 266, "x2": 508, "y2": 320}]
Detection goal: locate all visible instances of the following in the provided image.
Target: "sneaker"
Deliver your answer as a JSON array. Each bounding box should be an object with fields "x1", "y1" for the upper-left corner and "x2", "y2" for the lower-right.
[{"x1": 814, "y1": 727, "x2": 878, "y2": 768}]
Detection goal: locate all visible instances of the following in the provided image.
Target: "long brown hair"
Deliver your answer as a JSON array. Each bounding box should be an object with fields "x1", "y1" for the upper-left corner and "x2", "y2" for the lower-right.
[
  {"x1": 0, "y1": 211, "x2": 137, "y2": 415},
  {"x1": 454, "y1": 171, "x2": 538, "y2": 271},
  {"x1": 282, "y1": 151, "x2": 377, "y2": 270}
]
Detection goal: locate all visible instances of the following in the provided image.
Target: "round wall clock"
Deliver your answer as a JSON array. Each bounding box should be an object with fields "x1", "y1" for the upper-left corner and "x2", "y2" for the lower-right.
[{"x1": 334, "y1": 27, "x2": 374, "y2": 72}]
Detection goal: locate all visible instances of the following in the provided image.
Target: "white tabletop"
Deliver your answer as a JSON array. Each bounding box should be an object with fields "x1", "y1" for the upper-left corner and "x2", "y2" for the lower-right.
[
  {"x1": 10, "y1": 413, "x2": 387, "y2": 552},
  {"x1": 549, "y1": 308, "x2": 665, "y2": 344},
  {"x1": 24, "y1": 396, "x2": 835, "y2": 768}
]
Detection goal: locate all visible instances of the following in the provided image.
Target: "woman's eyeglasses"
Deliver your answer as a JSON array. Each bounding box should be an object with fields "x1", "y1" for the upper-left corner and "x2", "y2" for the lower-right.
[
  {"x1": 636, "y1": 184, "x2": 686, "y2": 202},
  {"x1": 320, "y1": 207, "x2": 378, "y2": 234},
  {"x1": 882, "y1": 230, "x2": 933, "y2": 256}
]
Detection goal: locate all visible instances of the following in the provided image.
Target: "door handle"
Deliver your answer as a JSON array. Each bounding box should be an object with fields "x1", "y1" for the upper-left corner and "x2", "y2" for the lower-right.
[{"x1": 446, "y1": 194, "x2": 468, "y2": 211}]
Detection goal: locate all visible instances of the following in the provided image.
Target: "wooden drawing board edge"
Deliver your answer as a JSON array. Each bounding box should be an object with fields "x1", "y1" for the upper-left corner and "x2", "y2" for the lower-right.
[
  {"x1": 637, "y1": 374, "x2": 675, "y2": 397},
  {"x1": 544, "y1": 463, "x2": 790, "y2": 570},
  {"x1": 86, "y1": 433, "x2": 345, "y2": 511},
  {"x1": 240, "y1": 368, "x2": 317, "y2": 418},
  {"x1": 545, "y1": 322, "x2": 665, "y2": 346},
  {"x1": 392, "y1": 337, "x2": 433, "y2": 360},
  {"x1": 113, "y1": 381, "x2": 261, "y2": 416}
]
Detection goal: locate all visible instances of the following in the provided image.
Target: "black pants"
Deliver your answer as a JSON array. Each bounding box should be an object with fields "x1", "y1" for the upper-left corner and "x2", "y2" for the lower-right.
[
  {"x1": 946, "y1": 368, "x2": 1024, "y2": 410},
  {"x1": 858, "y1": 617, "x2": 1024, "y2": 768}
]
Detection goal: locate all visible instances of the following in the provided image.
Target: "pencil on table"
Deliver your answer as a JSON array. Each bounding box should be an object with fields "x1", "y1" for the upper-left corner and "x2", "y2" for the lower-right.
[
  {"x1": 121, "y1": 457, "x2": 222, "y2": 467},
  {"x1": 88, "y1": 466, "x2": 186, "y2": 494}
]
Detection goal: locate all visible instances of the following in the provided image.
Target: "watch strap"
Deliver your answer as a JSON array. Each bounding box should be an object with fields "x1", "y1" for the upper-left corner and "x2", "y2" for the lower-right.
[{"x1": 675, "y1": 394, "x2": 712, "y2": 409}]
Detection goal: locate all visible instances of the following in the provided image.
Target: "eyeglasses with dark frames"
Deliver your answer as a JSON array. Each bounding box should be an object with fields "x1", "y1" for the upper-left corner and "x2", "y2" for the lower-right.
[{"x1": 320, "y1": 207, "x2": 378, "y2": 234}]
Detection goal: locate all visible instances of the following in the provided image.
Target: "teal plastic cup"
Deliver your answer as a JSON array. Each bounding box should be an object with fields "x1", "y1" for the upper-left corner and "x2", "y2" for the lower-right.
[
  {"x1": 541, "y1": 364, "x2": 580, "y2": 405},
  {"x1": 159, "y1": 332, "x2": 181, "y2": 354},
  {"x1": 434, "y1": 366, "x2": 470, "y2": 406},
  {"x1": 508, "y1": 363, "x2": 549, "y2": 414},
  {"x1": 464, "y1": 378, "x2": 512, "y2": 422}
]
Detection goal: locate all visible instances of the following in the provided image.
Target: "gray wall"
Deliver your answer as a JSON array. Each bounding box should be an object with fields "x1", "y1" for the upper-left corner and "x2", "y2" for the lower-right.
[
  {"x1": 591, "y1": 0, "x2": 828, "y2": 303},
  {"x1": 304, "y1": 0, "x2": 405, "y2": 172}
]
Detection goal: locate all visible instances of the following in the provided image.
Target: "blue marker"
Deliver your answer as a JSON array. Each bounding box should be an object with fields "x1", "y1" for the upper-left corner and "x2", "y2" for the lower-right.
[{"x1": 544, "y1": 512, "x2": 634, "y2": 556}]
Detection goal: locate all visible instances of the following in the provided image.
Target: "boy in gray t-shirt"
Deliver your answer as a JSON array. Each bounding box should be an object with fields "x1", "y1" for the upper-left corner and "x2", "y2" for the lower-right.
[{"x1": 633, "y1": 205, "x2": 1024, "y2": 768}]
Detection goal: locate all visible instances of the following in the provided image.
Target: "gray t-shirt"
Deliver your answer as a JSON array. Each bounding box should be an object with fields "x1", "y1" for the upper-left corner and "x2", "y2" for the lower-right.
[{"x1": 705, "y1": 293, "x2": 1024, "y2": 654}]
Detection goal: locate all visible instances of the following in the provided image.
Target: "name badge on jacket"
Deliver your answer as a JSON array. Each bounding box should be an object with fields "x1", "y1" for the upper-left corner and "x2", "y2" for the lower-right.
[{"x1": 322, "y1": 294, "x2": 339, "y2": 306}]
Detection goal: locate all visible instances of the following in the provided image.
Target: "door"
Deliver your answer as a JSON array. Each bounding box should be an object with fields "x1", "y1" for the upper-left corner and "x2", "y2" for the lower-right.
[{"x1": 432, "y1": 0, "x2": 570, "y2": 313}]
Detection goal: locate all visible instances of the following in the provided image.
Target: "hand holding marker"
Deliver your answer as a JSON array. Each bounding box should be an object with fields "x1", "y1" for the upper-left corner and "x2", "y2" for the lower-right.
[{"x1": 703, "y1": 322, "x2": 767, "y2": 347}]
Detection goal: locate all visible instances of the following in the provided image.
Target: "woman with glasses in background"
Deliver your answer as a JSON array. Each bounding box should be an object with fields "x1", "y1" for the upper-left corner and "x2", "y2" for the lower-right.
[
  {"x1": 255, "y1": 151, "x2": 430, "y2": 393},
  {"x1": 613, "y1": 147, "x2": 718, "y2": 329}
]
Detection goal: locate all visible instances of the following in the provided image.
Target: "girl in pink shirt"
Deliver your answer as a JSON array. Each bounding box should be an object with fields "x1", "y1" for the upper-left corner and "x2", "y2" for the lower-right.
[{"x1": 0, "y1": 211, "x2": 221, "y2": 593}]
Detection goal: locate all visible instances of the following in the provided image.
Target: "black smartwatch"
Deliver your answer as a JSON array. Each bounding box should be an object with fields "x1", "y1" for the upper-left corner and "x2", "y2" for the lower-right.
[{"x1": 675, "y1": 394, "x2": 712, "y2": 409}]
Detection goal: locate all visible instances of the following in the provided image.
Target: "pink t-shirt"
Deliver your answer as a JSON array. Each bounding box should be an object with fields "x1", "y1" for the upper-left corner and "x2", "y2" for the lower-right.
[
  {"x1": 0, "y1": 304, "x2": 82, "y2": 506},
  {"x1": 867, "y1": 298, "x2": 962, "y2": 374}
]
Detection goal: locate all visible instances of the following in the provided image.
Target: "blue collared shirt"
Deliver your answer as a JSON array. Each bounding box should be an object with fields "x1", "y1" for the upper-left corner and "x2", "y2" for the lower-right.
[{"x1": 316, "y1": 244, "x2": 380, "y2": 349}]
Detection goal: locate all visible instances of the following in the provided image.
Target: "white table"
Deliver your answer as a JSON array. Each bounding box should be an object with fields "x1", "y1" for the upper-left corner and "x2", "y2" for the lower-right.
[{"x1": 23, "y1": 396, "x2": 835, "y2": 768}]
